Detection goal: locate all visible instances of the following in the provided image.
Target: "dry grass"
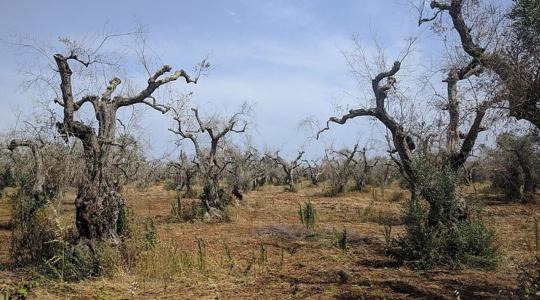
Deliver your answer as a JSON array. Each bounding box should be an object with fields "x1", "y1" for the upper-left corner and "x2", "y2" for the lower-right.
[{"x1": 0, "y1": 182, "x2": 539, "y2": 299}]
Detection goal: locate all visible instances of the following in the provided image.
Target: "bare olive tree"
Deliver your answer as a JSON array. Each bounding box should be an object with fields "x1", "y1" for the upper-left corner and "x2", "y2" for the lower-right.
[
  {"x1": 318, "y1": 37, "x2": 496, "y2": 228},
  {"x1": 40, "y1": 36, "x2": 208, "y2": 242},
  {"x1": 167, "y1": 151, "x2": 198, "y2": 198},
  {"x1": 420, "y1": 0, "x2": 540, "y2": 128},
  {"x1": 351, "y1": 147, "x2": 379, "y2": 192},
  {"x1": 490, "y1": 132, "x2": 539, "y2": 202},
  {"x1": 224, "y1": 146, "x2": 259, "y2": 200},
  {"x1": 324, "y1": 144, "x2": 360, "y2": 196},
  {"x1": 250, "y1": 155, "x2": 277, "y2": 189},
  {"x1": 7, "y1": 140, "x2": 46, "y2": 204},
  {"x1": 302, "y1": 158, "x2": 323, "y2": 186},
  {"x1": 266, "y1": 150, "x2": 305, "y2": 192},
  {"x1": 169, "y1": 107, "x2": 248, "y2": 219}
]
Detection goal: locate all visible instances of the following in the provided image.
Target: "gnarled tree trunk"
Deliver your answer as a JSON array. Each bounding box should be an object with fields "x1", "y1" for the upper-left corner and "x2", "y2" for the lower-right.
[{"x1": 53, "y1": 51, "x2": 201, "y2": 242}]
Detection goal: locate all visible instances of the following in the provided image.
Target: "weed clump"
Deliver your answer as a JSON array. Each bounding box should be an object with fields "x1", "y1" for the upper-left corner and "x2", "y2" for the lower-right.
[
  {"x1": 389, "y1": 157, "x2": 500, "y2": 269},
  {"x1": 332, "y1": 228, "x2": 347, "y2": 252},
  {"x1": 298, "y1": 199, "x2": 317, "y2": 230},
  {"x1": 391, "y1": 193, "x2": 499, "y2": 269},
  {"x1": 170, "y1": 195, "x2": 202, "y2": 222}
]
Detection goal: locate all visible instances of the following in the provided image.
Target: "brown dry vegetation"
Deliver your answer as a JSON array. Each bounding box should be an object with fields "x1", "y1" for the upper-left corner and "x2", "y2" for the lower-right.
[{"x1": 1, "y1": 182, "x2": 539, "y2": 299}]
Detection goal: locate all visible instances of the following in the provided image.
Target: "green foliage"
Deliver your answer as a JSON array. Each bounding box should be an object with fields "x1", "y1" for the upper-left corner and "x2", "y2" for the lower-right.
[
  {"x1": 222, "y1": 205, "x2": 237, "y2": 223},
  {"x1": 11, "y1": 198, "x2": 62, "y2": 266},
  {"x1": 116, "y1": 203, "x2": 129, "y2": 236},
  {"x1": 414, "y1": 157, "x2": 460, "y2": 225},
  {"x1": 510, "y1": 0, "x2": 540, "y2": 51},
  {"x1": 333, "y1": 228, "x2": 347, "y2": 252},
  {"x1": 298, "y1": 199, "x2": 317, "y2": 230},
  {"x1": 490, "y1": 162, "x2": 523, "y2": 200},
  {"x1": 143, "y1": 218, "x2": 157, "y2": 250},
  {"x1": 163, "y1": 178, "x2": 179, "y2": 191},
  {"x1": 393, "y1": 198, "x2": 500, "y2": 269},
  {"x1": 94, "y1": 243, "x2": 121, "y2": 277},
  {"x1": 489, "y1": 133, "x2": 539, "y2": 202},
  {"x1": 390, "y1": 155, "x2": 500, "y2": 269},
  {"x1": 40, "y1": 238, "x2": 128, "y2": 281},
  {"x1": 0, "y1": 279, "x2": 35, "y2": 300}
]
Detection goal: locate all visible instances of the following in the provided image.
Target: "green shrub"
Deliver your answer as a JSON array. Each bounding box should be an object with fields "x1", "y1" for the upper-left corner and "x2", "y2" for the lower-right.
[
  {"x1": 95, "y1": 243, "x2": 121, "y2": 277},
  {"x1": 390, "y1": 156, "x2": 500, "y2": 269},
  {"x1": 163, "y1": 178, "x2": 179, "y2": 191},
  {"x1": 393, "y1": 198, "x2": 499, "y2": 269},
  {"x1": 333, "y1": 228, "x2": 347, "y2": 252},
  {"x1": 11, "y1": 202, "x2": 62, "y2": 266},
  {"x1": 298, "y1": 200, "x2": 317, "y2": 230},
  {"x1": 490, "y1": 163, "x2": 523, "y2": 200},
  {"x1": 143, "y1": 218, "x2": 158, "y2": 250}
]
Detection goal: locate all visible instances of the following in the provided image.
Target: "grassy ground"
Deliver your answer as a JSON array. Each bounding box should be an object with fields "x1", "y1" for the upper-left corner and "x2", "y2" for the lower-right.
[{"x1": 0, "y1": 182, "x2": 539, "y2": 299}]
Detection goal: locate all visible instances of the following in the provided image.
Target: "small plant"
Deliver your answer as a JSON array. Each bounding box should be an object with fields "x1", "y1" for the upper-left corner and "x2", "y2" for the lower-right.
[
  {"x1": 223, "y1": 205, "x2": 237, "y2": 223},
  {"x1": 298, "y1": 199, "x2": 317, "y2": 230},
  {"x1": 258, "y1": 243, "x2": 268, "y2": 265},
  {"x1": 223, "y1": 240, "x2": 235, "y2": 272},
  {"x1": 0, "y1": 278, "x2": 36, "y2": 300},
  {"x1": 244, "y1": 254, "x2": 256, "y2": 276},
  {"x1": 196, "y1": 237, "x2": 207, "y2": 270},
  {"x1": 170, "y1": 193, "x2": 182, "y2": 220},
  {"x1": 383, "y1": 224, "x2": 392, "y2": 250},
  {"x1": 335, "y1": 228, "x2": 348, "y2": 252},
  {"x1": 144, "y1": 218, "x2": 157, "y2": 250},
  {"x1": 163, "y1": 178, "x2": 179, "y2": 191},
  {"x1": 279, "y1": 247, "x2": 285, "y2": 269},
  {"x1": 199, "y1": 202, "x2": 208, "y2": 221}
]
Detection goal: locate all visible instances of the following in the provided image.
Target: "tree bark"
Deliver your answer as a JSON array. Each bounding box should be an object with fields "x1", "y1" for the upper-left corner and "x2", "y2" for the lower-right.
[{"x1": 53, "y1": 52, "x2": 199, "y2": 241}]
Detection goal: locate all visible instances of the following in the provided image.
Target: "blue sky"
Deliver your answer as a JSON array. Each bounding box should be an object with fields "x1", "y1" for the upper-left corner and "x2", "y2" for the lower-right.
[{"x1": 0, "y1": 0, "x2": 450, "y2": 159}]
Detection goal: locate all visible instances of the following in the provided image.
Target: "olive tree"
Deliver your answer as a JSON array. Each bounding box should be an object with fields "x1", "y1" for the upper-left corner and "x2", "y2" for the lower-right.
[
  {"x1": 266, "y1": 150, "x2": 305, "y2": 192},
  {"x1": 421, "y1": 0, "x2": 540, "y2": 128},
  {"x1": 169, "y1": 107, "x2": 248, "y2": 220},
  {"x1": 14, "y1": 34, "x2": 209, "y2": 242}
]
